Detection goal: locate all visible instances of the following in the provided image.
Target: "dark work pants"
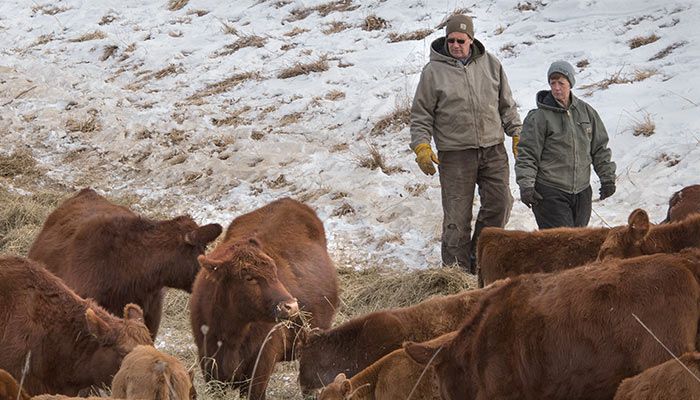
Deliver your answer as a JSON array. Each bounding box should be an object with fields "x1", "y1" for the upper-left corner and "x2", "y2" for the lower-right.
[
  {"x1": 438, "y1": 144, "x2": 513, "y2": 272},
  {"x1": 532, "y1": 183, "x2": 592, "y2": 229}
]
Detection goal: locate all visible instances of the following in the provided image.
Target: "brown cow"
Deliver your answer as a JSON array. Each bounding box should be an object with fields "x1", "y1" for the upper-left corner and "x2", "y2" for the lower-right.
[
  {"x1": 476, "y1": 225, "x2": 611, "y2": 287},
  {"x1": 0, "y1": 256, "x2": 152, "y2": 396},
  {"x1": 111, "y1": 345, "x2": 194, "y2": 400},
  {"x1": 317, "y1": 332, "x2": 455, "y2": 400},
  {"x1": 189, "y1": 197, "x2": 339, "y2": 400},
  {"x1": 298, "y1": 287, "x2": 494, "y2": 394},
  {"x1": 405, "y1": 249, "x2": 700, "y2": 400},
  {"x1": 614, "y1": 352, "x2": 700, "y2": 400},
  {"x1": 598, "y1": 208, "x2": 700, "y2": 261},
  {"x1": 28, "y1": 187, "x2": 222, "y2": 338},
  {"x1": 0, "y1": 369, "x2": 30, "y2": 400},
  {"x1": 662, "y1": 184, "x2": 700, "y2": 223}
]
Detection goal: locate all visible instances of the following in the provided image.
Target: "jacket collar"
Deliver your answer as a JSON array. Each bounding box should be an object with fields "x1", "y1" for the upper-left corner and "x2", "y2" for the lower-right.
[{"x1": 535, "y1": 90, "x2": 581, "y2": 113}]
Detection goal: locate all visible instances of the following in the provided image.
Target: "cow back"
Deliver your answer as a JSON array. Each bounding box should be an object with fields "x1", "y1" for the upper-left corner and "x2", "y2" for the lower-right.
[
  {"x1": 477, "y1": 225, "x2": 610, "y2": 287},
  {"x1": 614, "y1": 352, "x2": 700, "y2": 400},
  {"x1": 664, "y1": 184, "x2": 700, "y2": 223},
  {"x1": 0, "y1": 256, "x2": 152, "y2": 396}
]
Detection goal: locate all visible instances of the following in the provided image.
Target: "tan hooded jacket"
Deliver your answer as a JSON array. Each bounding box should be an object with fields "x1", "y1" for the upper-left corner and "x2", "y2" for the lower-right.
[{"x1": 410, "y1": 37, "x2": 521, "y2": 151}]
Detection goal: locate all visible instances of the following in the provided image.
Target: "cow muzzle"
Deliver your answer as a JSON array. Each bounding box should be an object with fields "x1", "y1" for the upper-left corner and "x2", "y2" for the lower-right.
[{"x1": 276, "y1": 298, "x2": 299, "y2": 319}]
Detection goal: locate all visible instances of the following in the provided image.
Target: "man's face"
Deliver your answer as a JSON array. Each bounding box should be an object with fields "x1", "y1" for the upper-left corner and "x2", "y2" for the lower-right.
[
  {"x1": 446, "y1": 32, "x2": 472, "y2": 59},
  {"x1": 549, "y1": 74, "x2": 571, "y2": 105}
]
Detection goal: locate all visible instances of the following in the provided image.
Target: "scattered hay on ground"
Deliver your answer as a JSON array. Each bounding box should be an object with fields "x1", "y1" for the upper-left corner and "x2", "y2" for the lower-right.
[
  {"x1": 0, "y1": 150, "x2": 38, "y2": 178},
  {"x1": 628, "y1": 33, "x2": 659, "y2": 49},
  {"x1": 277, "y1": 57, "x2": 329, "y2": 79},
  {"x1": 215, "y1": 35, "x2": 268, "y2": 57},
  {"x1": 370, "y1": 105, "x2": 410, "y2": 136},
  {"x1": 649, "y1": 41, "x2": 686, "y2": 61},
  {"x1": 0, "y1": 187, "x2": 65, "y2": 255},
  {"x1": 187, "y1": 72, "x2": 260, "y2": 101},
  {"x1": 68, "y1": 30, "x2": 107, "y2": 42},
  {"x1": 387, "y1": 29, "x2": 432, "y2": 43},
  {"x1": 362, "y1": 14, "x2": 389, "y2": 31},
  {"x1": 322, "y1": 21, "x2": 351, "y2": 35}
]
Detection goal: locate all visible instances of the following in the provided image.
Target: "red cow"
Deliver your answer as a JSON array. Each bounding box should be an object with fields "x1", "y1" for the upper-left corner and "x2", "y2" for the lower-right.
[
  {"x1": 405, "y1": 249, "x2": 700, "y2": 400},
  {"x1": 598, "y1": 208, "x2": 700, "y2": 261},
  {"x1": 0, "y1": 256, "x2": 152, "y2": 396},
  {"x1": 662, "y1": 184, "x2": 700, "y2": 223},
  {"x1": 614, "y1": 352, "x2": 700, "y2": 400},
  {"x1": 298, "y1": 288, "x2": 490, "y2": 394},
  {"x1": 0, "y1": 369, "x2": 30, "y2": 400},
  {"x1": 28, "y1": 187, "x2": 222, "y2": 337},
  {"x1": 477, "y1": 225, "x2": 610, "y2": 287},
  {"x1": 189, "y1": 197, "x2": 339, "y2": 400},
  {"x1": 111, "y1": 345, "x2": 195, "y2": 400}
]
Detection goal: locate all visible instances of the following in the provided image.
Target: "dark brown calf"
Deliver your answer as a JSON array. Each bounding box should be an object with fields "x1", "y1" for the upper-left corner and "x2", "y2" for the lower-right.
[
  {"x1": 405, "y1": 250, "x2": 700, "y2": 400},
  {"x1": 189, "y1": 197, "x2": 339, "y2": 400},
  {"x1": 297, "y1": 288, "x2": 489, "y2": 394},
  {"x1": 598, "y1": 208, "x2": 700, "y2": 261},
  {"x1": 614, "y1": 352, "x2": 700, "y2": 400},
  {"x1": 0, "y1": 256, "x2": 152, "y2": 396},
  {"x1": 28, "y1": 187, "x2": 222, "y2": 337},
  {"x1": 663, "y1": 184, "x2": 700, "y2": 223},
  {"x1": 111, "y1": 345, "x2": 194, "y2": 400},
  {"x1": 477, "y1": 225, "x2": 610, "y2": 287}
]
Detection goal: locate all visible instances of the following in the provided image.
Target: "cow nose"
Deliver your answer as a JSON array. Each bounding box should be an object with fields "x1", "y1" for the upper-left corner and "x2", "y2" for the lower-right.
[{"x1": 277, "y1": 298, "x2": 299, "y2": 318}]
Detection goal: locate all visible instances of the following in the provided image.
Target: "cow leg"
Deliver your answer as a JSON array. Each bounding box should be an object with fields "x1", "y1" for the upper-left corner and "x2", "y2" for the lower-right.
[
  {"x1": 141, "y1": 289, "x2": 165, "y2": 339},
  {"x1": 243, "y1": 345, "x2": 281, "y2": 400}
]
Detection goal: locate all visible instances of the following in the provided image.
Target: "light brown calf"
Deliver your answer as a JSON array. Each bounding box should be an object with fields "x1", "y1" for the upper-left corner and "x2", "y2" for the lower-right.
[{"x1": 614, "y1": 352, "x2": 700, "y2": 400}]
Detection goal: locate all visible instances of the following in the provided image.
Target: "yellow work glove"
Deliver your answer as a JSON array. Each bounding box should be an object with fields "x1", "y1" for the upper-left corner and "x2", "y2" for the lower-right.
[
  {"x1": 414, "y1": 143, "x2": 439, "y2": 175},
  {"x1": 512, "y1": 135, "x2": 520, "y2": 159}
]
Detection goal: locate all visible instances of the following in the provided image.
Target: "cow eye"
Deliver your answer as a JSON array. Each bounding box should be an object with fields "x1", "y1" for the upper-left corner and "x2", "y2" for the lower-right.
[{"x1": 244, "y1": 275, "x2": 257, "y2": 283}]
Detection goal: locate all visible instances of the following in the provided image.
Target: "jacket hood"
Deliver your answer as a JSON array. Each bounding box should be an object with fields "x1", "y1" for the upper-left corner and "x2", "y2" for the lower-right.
[
  {"x1": 430, "y1": 37, "x2": 485, "y2": 64},
  {"x1": 535, "y1": 90, "x2": 581, "y2": 113}
]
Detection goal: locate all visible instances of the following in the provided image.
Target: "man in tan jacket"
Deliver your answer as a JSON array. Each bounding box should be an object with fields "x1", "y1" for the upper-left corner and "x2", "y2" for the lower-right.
[{"x1": 410, "y1": 14, "x2": 521, "y2": 272}]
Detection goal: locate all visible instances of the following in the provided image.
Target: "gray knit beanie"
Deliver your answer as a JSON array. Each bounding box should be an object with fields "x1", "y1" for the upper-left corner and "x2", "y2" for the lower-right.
[
  {"x1": 547, "y1": 60, "x2": 576, "y2": 87},
  {"x1": 446, "y1": 14, "x2": 474, "y2": 39}
]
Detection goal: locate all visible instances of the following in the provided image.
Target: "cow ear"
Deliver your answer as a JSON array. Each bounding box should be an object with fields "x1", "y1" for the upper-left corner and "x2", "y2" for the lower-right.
[
  {"x1": 124, "y1": 303, "x2": 145, "y2": 322},
  {"x1": 403, "y1": 340, "x2": 444, "y2": 367},
  {"x1": 340, "y1": 378, "x2": 352, "y2": 398},
  {"x1": 628, "y1": 208, "x2": 650, "y2": 242},
  {"x1": 198, "y1": 255, "x2": 225, "y2": 272},
  {"x1": 296, "y1": 327, "x2": 323, "y2": 348},
  {"x1": 185, "y1": 224, "x2": 223, "y2": 247},
  {"x1": 86, "y1": 308, "x2": 111, "y2": 340}
]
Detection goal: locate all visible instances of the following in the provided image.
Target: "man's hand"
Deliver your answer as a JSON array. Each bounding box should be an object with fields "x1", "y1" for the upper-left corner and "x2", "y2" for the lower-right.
[
  {"x1": 414, "y1": 143, "x2": 439, "y2": 175},
  {"x1": 599, "y1": 181, "x2": 616, "y2": 200},
  {"x1": 512, "y1": 135, "x2": 520, "y2": 159},
  {"x1": 520, "y1": 187, "x2": 543, "y2": 208}
]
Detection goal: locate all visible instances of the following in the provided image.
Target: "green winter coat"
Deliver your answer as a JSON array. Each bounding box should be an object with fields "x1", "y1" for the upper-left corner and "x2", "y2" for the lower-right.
[
  {"x1": 515, "y1": 90, "x2": 616, "y2": 194},
  {"x1": 410, "y1": 37, "x2": 521, "y2": 151}
]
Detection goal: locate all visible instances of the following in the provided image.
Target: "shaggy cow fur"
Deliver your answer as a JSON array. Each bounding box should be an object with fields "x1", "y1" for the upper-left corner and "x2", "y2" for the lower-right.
[
  {"x1": 28, "y1": 187, "x2": 222, "y2": 338},
  {"x1": 190, "y1": 197, "x2": 339, "y2": 400},
  {"x1": 614, "y1": 352, "x2": 700, "y2": 400},
  {"x1": 662, "y1": 184, "x2": 700, "y2": 223}
]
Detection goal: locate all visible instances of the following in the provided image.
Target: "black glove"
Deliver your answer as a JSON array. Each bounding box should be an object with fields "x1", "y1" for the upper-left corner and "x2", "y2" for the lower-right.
[
  {"x1": 520, "y1": 187, "x2": 543, "y2": 208},
  {"x1": 599, "y1": 181, "x2": 616, "y2": 200}
]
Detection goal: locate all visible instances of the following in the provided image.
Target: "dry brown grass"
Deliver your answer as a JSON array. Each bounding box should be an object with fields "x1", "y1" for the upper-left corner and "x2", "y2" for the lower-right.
[
  {"x1": 324, "y1": 90, "x2": 345, "y2": 101},
  {"x1": 32, "y1": 4, "x2": 69, "y2": 15},
  {"x1": 0, "y1": 187, "x2": 64, "y2": 255},
  {"x1": 286, "y1": 0, "x2": 359, "y2": 22},
  {"x1": 628, "y1": 33, "x2": 659, "y2": 49},
  {"x1": 362, "y1": 14, "x2": 389, "y2": 31},
  {"x1": 579, "y1": 68, "x2": 658, "y2": 94},
  {"x1": 576, "y1": 59, "x2": 590, "y2": 69},
  {"x1": 168, "y1": 0, "x2": 189, "y2": 11},
  {"x1": 370, "y1": 106, "x2": 410, "y2": 136},
  {"x1": 516, "y1": 1, "x2": 544, "y2": 11},
  {"x1": 356, "y1": 143, "x2": 405, "y2": 175},
  {"x1": 284, "y1": 27, "x2": 309, "y2": 37},
  {"x1": 387, "y1": 29, "x2": 433, "y2": 43},
  {"x1": 65, "y1": 111, "x2": 101, "y2": 133},
  {"x1": 493, "y1": 26, "x2": 506, "y2": 35},
  {"x1": 99, "y1": 14, "x2": 117, "y2": 25},
  {"x1": 100, "y1": 45, "x2": 118, "y2": 61},
  {"x1": 187, "y1": 9, "x2": 209, "y2": 17},
  {"x1": 187, "y1": 71, "x2": 260, "y2": 101},
  {"x1": 322, "y1": 21, "x2": 351, "y2": 35},
  {"x1": 211, "y1": 106, "x2": 252, "y2": 127},
  {"x1": 500, "y1": 43, "x2": 517, "y2": 56},
  {"x1": 649, "y1": 41, "x2": 686, "y2": 61},
  {"x1": 0, "y1": 150, "x2": 38, "y2": 178},
  {"x1": 279, "y1": 112, "x2": 304, "y2": 125},
  {"x1": 277, "y1": 57, "x2": 329, "y2": 79},
  {"x1": 216, "y1": 35, "x2": 267, "y2": 57},
  {"x1": 631, "y1": 111, "x2": 656, "y2": 137},
  {"x1": 69, "y1": 30, "x2": 107, "y2": 42}
]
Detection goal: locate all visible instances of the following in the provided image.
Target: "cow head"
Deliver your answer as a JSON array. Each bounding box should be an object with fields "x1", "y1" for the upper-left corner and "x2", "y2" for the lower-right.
[
  {"x1": 404, "y1": 332, "x2": 466, "y2": 400},
  {"x1": 73, "y1": 303, "x2": 152, "y2": 392},
  {"x1": 597, "y1": 209, "x2": 651, "y2": 261},
  {"x1": 161, "y1": 216, "x2": 222, "y2": 292},
  {"x1": 317, "y1": 373, "x2": 354, "y2": 400},
  {"x1": 198, "y1": 237, "x2": 299, "y2": 323}
]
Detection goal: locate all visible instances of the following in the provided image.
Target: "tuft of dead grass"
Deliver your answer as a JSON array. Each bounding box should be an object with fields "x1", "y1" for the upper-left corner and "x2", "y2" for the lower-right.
[
  {"x1": 284, "y1": 27, "x2": 309, "y2": 37},
  {"x1": 356, "y1": 143, "x2": 405, "y2": 175},
  {"x1": 211, "y1": 106, "x2": 252, "y2": 127},
  {"x1": 324, "y1": 90, "x2": 345, "y2": 101},
  {"x1": 277, "y1": 57, "x2": 329, "y2": 79},
  {"x1": 215, "y1": 35, "x2": 267, "y2": 57},
  {"x1": 286, "y1": 0, "x2": 359, "y2": 22},
  {"x1": 32, "y1": 4, "x2": 69, "y2": 15},
  {"x1": 65, "y1": 111, "x2": 101, "y2": 133},
  {"x1": 362, "y1": 14, "x2": 389, "y2": 31},
  {"x1": 187, "y1": 72, "x2": 260, "y2": 101},
  {"x1": 100, "y1": 45, "x2": 118, "y2": 61},
  {"x1": 279, "y1": 112, "x2": 303, "y2": 125},
  {"x1": 649, "y1": 41, "x2": 686, "y2": 61},
  {"x1": 0, "y1": 187, "x2": 65, "y2": 255},
  {"x1": 628, "y1": 33, "x2": 659, "y2": 49},
  {"x1": 579, "y1": 67, "x2": 658, "y2": 94},
  {"x1": 168, "y1": 0, "x2": 189, "y2": 11},
  {"x1": 322, "y1": 21, "x2": 351, "y2": 35},
  {"x1": 576, "y1": 59, "x2": 590, "y2": 69},
  {"x1": 387, "y1": 29, "x2": 433, "y2": 43},
  {"x1": 370, "y1": 106, "x2": 410, "y2": 136},
  {"x1": 69, "y1": 30, "x2": 107, "y2": 42},
  {"x1": 631, "y1": 111, "x2": 656, "y2": 137},
  {"x1": 0, "y1": 150, "x2": 38, "y2": 178},
  {"x1": 516, "y1": 1, "x2": 544, "y2": 11}
]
